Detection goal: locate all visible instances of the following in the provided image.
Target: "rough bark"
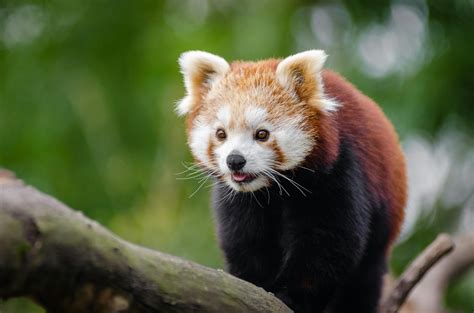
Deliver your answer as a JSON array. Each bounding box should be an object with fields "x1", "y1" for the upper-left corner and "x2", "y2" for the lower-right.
[{"x1": 0, "y1": 170, "x2": 291, "y2": 313}]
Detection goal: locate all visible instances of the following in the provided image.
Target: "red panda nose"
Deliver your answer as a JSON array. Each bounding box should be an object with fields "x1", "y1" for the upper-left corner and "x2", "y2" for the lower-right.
[{"x1": 226, "y1": 152, "x2": 246, "y2": 171}]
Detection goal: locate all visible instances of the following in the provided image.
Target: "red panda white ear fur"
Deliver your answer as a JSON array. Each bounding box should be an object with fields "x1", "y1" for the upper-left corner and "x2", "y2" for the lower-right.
[
  {"x1": 177, "y1": 51, "x2": 230, "y2": 116},
  {"x1": 276, "y1": 50, "x2": 339, "y2": 112}
]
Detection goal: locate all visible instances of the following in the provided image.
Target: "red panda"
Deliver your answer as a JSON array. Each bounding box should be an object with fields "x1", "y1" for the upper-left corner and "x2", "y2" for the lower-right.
[{"x1": 177, "y1": 50, "x2": 407, "y2": 313}]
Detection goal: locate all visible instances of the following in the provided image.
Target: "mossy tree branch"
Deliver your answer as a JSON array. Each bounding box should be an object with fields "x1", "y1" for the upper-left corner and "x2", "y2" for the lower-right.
[{"x1": 0, "y1": 170, "x2": 290, "y2": 313}]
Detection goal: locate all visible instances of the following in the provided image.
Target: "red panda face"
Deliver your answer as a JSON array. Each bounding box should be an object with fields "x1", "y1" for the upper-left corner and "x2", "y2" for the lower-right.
[{"x1": 177, "y1": 50, "x2": 338, "y2": 192}]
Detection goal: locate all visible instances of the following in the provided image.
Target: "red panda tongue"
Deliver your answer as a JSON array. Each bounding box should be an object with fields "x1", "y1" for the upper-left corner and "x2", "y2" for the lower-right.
[{"x1": 232, "y1": 172, "x2": 249, "y2": 182}]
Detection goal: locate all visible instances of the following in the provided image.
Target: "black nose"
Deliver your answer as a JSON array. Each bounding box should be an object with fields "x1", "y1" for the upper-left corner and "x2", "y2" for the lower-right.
[{"x1": 226, "y1": 152, "x2": 246, "y2": 171}]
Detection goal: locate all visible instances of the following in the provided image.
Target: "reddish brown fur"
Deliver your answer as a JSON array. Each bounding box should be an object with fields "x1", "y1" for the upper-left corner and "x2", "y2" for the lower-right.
[
  {"x1": 270, "y1": 140, "x2": 287, "y2": 165},
  {"x1": 319, "y1": 70, "x2": 407, "y2": 248},
  {"x1": 207, "y1": 140, "x2": 217, "y2": 168}
]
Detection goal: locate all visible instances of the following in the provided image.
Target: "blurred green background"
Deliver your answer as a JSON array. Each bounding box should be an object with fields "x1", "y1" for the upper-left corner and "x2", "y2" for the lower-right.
[{"x1": 1, "y1": 0, "x2": 473, "y2": 312}]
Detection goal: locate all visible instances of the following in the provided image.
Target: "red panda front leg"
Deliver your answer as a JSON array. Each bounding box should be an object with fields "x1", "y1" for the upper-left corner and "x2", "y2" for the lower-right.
[
  {"x1": 269, "y1": 165, "x2": 373, "y2": 313},
  {"x1": 270, "y1": 224, "x2": 369, "y2": 313}
]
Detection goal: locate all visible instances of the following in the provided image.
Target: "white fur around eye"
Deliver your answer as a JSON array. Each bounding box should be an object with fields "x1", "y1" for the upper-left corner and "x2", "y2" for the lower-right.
[
  {"x1": 274, "y1": 116, "x2": 314, "y2": 170},
  {"x1": 217, "y1": 106, "x2": 231, "y2": 128},
  {"x1": 244, "y1": 107, "x2": 268, "y2": 129}
]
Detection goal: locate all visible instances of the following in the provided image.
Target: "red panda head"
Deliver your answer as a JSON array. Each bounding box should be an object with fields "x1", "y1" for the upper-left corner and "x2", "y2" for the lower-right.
[{"x1": 177, "y1": 50, "x2": 339, "y2": 192}]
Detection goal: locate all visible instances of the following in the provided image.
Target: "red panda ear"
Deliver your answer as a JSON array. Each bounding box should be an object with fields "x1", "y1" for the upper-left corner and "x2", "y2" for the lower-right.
[
  {"x1": 177, "y1": 51, "x2": 230, "y2": 116},
  {"x1": 276, "y1": 50, "x2": 338, "y2": 112}
]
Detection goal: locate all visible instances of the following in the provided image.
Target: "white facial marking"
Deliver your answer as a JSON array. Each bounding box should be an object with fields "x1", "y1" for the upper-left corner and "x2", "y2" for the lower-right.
[
  {"x1": 273, "y1": 115, "x2": 314, "y2": 170},
  {"x1": 192, "y1": 103, "x2": 315, "y2": 192},
  {"x1": 215, "y1": 130, "x2": 274, "y2": 175},
  {"x1": 213, "y1": 107, "x2": 275, "y2": 192},
  {"x1": 189, "y1": 95, "x2": 319, "y2": 194},
  {"x1": 217, "y1": 105, "x2": 231, "y2": 128},
  {"x1": 319, "y1": 97, "x2": 340, "y2": 112},
  {"x1": 244, "y1": 107, "x2": 268, "y2": 129},
  {"x1": 189, "y1": 117, "x2": 212, "y2": 166},
  {"x1": 189, "y1": 104, "x2": 315, "y2": 192}
]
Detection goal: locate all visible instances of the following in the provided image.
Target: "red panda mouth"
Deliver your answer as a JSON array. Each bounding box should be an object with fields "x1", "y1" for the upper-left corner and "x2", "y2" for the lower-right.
[{"x1": 231, "y1": 172, "x2": 257, "y2": 184}]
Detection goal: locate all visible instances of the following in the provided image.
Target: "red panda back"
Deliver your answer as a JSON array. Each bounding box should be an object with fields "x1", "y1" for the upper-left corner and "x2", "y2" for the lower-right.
[{"x1": 322, "y1": 70, "x2": 407, "y2": 248}]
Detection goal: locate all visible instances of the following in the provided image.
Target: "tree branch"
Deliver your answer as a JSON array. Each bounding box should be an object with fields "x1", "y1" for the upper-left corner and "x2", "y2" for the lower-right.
[
  {"x1": 400, "y1": 231, "x2": 474, "y2": 313},
  {"x1": 380, "y1": 234, "x2": 455, "y2": 313},
  {"x1": 0, "y1": 170, "x2": 291, "y2": 313}
]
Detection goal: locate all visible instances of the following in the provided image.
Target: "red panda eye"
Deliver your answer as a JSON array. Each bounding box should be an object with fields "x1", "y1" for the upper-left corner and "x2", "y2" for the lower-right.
[
  {"x1": 216, "y1": 128, "x2": 227, "y2": 140},
  {"x1": 255, "y1": 129, "x2": 270, "y2": 141}
]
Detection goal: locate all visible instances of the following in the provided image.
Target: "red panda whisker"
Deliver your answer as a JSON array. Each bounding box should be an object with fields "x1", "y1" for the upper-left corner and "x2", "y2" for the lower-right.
[
  {"x1": 278, "y1": 172, "x2": 311, "y2": 196},
  {"x1": 186, "y1": 168, "x2": 207, "y2": 176},
  {"x1": 189, "y1": 175, "x2": 210, "y2": 198},
  {"x1": 215, "y1": 185, "x2": 233, "y2": 203},
  {"x1": 197, "y1": 175, "x2": 210, "y2": 184},
  {"x1": 174, "y1": 168, "x2": 195, "y2": 176},
  {"x1": 198, "y1": 169, "x2": 218, "y2": 181},
  {"x1": 297, "y1": 165, "x2": 315, "y2": 173},
  {"x1": 181, "y1": 166, "x2": 220, "y2": 197},
  {"x1": 181, "y1": 162, "x2": 203, "y2": 170},
  {"x1": 230, "y1": 188, "x2": 238, "y2": 203},
  {"x1": 182, "y1": 161, "x2": 199, "y2": 166},
  {"x1": 216, "y1": 183, "x2": 235, "y2": 203},
  {"x1": 216, "y1": 191, "x2": 231, "y2": 204},
  {"x1": 262, "y1": 169, "x2": 289, "y2": 196},
  {"x1": 260, "y1": 169, "x2": 281, "y2": 194},
  {"x1": 267, "y1": 168, "x2": 311, "y2": 197},
  {"x1": 264, "y1": 186, "x2": 271, "y2": 205},
  {"x1": 274, "y1": 177, "x2": 290, "y2": 196},
  {"x1": 205, "y1": 180, "x2": 222, "y2": 189},
  {"x1": 176, "y1": 172, "x2": 207, "y2": 180},
  {"x1": 175, "y1": 162, "x2": 209, "y2": 177},
  {"x1": 174, "y1": 165, "x2": 203, "y2": 176},
  {"x1": 250, "y1": 191, "x2": 264, "y2": 208},
  {"x1": 175, "y1": 167, "x2": 215, "y2": 180}
]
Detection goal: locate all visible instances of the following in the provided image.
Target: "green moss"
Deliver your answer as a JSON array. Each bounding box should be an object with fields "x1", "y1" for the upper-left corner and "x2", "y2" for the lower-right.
[{"x1": 0, "y1": 298, "x2": 45, "y2": 313}]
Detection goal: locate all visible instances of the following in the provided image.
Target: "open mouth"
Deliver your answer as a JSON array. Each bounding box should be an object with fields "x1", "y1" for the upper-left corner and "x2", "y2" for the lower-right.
[{"x1": 231, "y1": 172, "x2": 257, "y2": 184}]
